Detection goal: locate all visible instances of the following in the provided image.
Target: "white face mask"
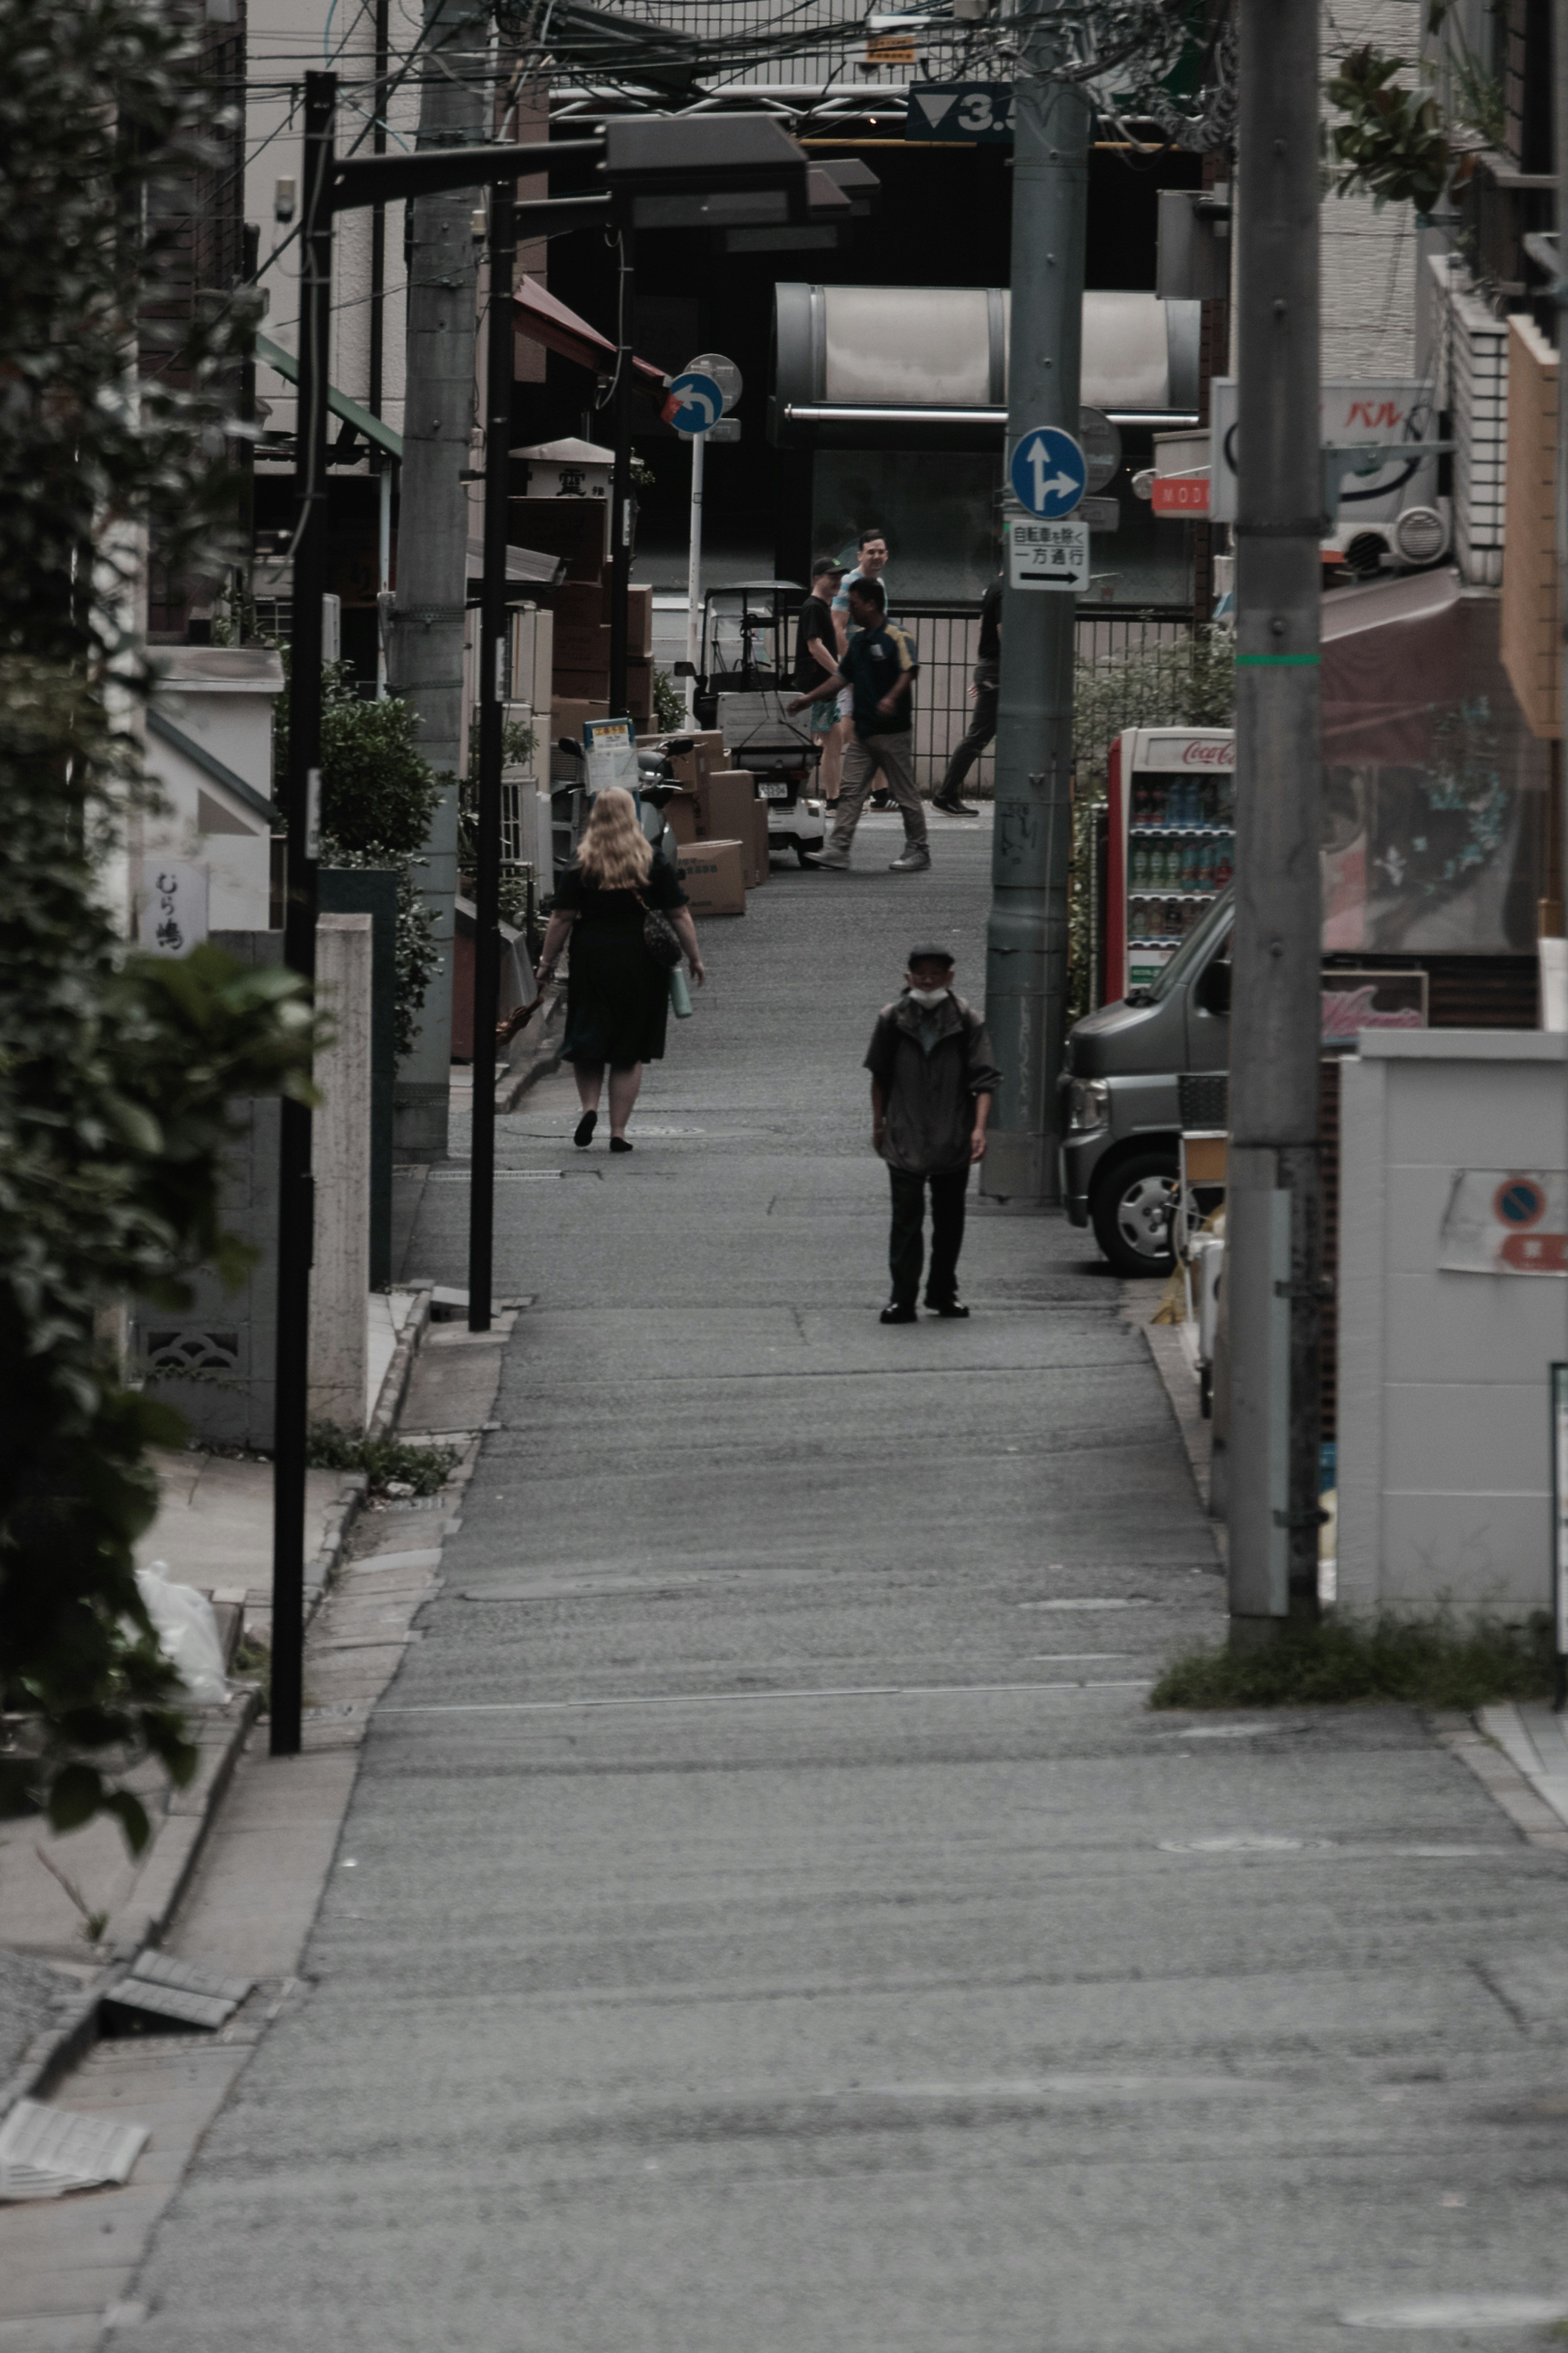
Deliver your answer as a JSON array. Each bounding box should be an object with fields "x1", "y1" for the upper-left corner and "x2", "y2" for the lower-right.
[{"x1": 906, "y1": 985, "x2": 949, "y2": 1008}]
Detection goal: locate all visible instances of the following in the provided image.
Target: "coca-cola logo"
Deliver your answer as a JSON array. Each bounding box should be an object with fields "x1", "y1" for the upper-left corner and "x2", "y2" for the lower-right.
[{"x1": 1181, "y1": 741, "x2": 1233, "y2": 767}]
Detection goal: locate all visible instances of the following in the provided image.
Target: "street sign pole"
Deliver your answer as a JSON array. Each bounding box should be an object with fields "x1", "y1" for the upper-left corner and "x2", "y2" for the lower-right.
[
  {"x1": 1224, "y1": 0, "x2": 1324, "y2": 1639},
  {"x1": 685, "y1": 429, "x2": 704, "y2": 719},
  {"x1": 608, "y1": 214, "x2": 636, "y2": 720},
  {"x1": 270, "y1": 69, "x2": 336, "y2": 1758},
  {"x1": 982, "y1": 25, "x2": 1091, "y2": 1204},
  {"x1": 468, "y1": 171, "x2": 516, "y2": 1339}
]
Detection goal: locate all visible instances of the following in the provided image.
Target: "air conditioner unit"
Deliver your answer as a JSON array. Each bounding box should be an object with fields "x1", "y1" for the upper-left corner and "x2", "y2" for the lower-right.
[{"x1": 1327, "y1": 500, "x2": 1451, "y2": 578}]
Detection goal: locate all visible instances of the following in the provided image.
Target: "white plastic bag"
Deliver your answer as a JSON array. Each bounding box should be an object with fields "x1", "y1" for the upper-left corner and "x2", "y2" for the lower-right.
[{"x1": 134, "y1": 1561, "x2": 229, "y2": 1707}]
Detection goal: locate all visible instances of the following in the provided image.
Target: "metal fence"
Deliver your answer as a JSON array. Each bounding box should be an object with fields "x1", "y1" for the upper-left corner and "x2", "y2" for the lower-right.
[{"x1": 891, "y1": 604, "x2": 1198, "y2": 796}]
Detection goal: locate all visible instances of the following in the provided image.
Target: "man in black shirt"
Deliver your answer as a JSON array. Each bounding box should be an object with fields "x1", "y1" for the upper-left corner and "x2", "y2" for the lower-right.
[
  {"x1": 785, "y1": 578, "x2": 930, "y2": 872},
  {"x1": 933, "y1": 573, "x2": 1002, "y2": 816},
  {"x1": 793, "y1": 555, "x2": 846, "y2": 801}
]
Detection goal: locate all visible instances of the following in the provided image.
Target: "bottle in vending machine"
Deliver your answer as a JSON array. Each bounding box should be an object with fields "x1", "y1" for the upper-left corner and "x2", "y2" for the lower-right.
[{"x1": 1214, "y1": 832, "x2": 1234, "y2": 888}]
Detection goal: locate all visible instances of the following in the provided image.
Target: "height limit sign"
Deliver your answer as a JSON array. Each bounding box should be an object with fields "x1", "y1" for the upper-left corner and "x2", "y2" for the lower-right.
[{"x1": 1009, "y1": 515, "x2": 1089, "y2": 591}]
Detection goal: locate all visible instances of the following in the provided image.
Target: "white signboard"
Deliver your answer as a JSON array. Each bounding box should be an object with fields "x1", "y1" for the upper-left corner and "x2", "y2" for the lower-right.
[
  {"x1": 1438, "y1": 1171, "x2": 1568, "y2": 1277},
  {"x1": 1009, "y1": 515, "x2": 1089, "y2": 592},
  {"x1": 1125, "y1": 728, "x2": 1235, "y2": 772},
  {"x1": 138, "y1": 861, "x2": 208, "y2": 957},
  {"x1": 583, "y1": 716, "x2": 638, "y2": 794},
  {"x1": 1209, "y1": 379, "x2": 1439, "y2": 525}
]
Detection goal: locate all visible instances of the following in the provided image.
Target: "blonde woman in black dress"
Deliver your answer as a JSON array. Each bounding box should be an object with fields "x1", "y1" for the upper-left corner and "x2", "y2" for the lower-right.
[{"x1": 532, "y1": 787, "x2": 705, "y2": 1153}]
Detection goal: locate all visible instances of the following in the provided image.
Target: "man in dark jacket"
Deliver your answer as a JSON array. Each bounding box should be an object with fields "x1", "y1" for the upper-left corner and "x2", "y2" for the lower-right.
[{"x1": 864, "y1": 947, "x2": 1001, "y2": 1322}]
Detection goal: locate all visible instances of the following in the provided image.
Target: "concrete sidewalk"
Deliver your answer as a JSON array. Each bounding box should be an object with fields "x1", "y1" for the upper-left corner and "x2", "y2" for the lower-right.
[{"x1": 18, "y1": 814, "x2": 1568, "y2": 2351}]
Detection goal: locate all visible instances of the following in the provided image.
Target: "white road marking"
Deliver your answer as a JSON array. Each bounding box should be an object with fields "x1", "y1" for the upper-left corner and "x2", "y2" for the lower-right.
[{"x1": 381, "y1": 1677, "x2": 1156, "y2": 1716}]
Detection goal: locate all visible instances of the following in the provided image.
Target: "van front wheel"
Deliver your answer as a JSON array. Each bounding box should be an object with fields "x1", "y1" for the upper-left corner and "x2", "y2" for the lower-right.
[{"x1": 1091, "y1": 1150, "x2": 1179, "y2": 1277}]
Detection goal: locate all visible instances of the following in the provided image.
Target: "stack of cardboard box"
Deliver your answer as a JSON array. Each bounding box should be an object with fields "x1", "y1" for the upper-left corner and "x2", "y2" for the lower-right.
[
  {"x1": 646, "y1": 731, "x2": 772, "y2": 913},
  {"x1": 545, "y1": 578, "x2": 655, "y2": 739}
]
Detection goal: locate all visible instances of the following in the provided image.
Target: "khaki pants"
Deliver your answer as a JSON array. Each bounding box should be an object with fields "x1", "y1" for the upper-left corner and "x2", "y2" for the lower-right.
[{"x1": 831, "y1": 729, "x2": 928, "y2": 854}]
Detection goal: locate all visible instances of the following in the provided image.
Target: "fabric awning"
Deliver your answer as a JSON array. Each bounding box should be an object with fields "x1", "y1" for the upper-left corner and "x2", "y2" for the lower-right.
[
  {"x1": 1321, "y1": 567, "x2": 1465, "y2": 769},
  {"x1": 513, "y1": 277, "x2": 672, "y2": 408}
]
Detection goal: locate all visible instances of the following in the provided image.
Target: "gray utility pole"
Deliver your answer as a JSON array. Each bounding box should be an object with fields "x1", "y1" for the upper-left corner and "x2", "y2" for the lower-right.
[
  {"x1": 467, "y1": 170, "x2": 515, "y2": 1336},
  {"x1": 388, "y1": 0, "x2": 486, "y2": 1161},
  {"x1": 981, "y1": 3, "x2": 1091, "y2": 1204},
  {"x1": 1223, "y1": 0, "x2": 1324, "y2": 1637}
]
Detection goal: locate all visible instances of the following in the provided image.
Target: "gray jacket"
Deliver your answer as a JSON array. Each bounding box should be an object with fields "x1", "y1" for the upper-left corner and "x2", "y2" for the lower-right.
[{"x1": 864, "y1": 990, "x2": 1001, "y2": 1176}]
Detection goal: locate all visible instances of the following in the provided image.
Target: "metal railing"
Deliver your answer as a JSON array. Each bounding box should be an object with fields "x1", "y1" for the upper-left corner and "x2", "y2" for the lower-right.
[{"x1": 823, "y1": 602, "x2": 1199, "y2": 796}]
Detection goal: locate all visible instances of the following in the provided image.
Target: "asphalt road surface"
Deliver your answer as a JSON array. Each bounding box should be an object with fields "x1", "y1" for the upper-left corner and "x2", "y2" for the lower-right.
[{"x1": 133, "y1": 814, "x2": 1568, "y2": 2352}]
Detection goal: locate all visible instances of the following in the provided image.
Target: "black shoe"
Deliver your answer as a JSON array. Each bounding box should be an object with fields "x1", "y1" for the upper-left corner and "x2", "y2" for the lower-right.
[
  {"x1": 926, "y1": 1299, "x2": 970, "y2": 1318},
  {"x1": 931, "y1": 796, "x2": 978, "y2": 817},
  {"x1": 609, "y1": 1135, "x2": 633, "y2": 1154},
  {"x1": 869, "y1": 792, "x2": 893, "y2": 810},
  {"x1": 879, "y1": 1303, "x2": 918, "y2": 1324},
  {"x1": 573, "y1": 1110, "x2": 597, "y2": 1148}
]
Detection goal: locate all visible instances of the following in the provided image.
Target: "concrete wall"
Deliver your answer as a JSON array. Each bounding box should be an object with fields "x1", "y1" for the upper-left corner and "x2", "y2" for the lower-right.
[
  {"x1": 310, "y1": 914, "x2": 374, "y2": 1430},
  {"x1": 133, "y1": 934, "x2": 283, "y2": 1451},
  {"x1": 1338, "y1": 1030, "x2": 1568, "y2": 1619},
  {"x1": 1319, "y1": 0, "x2": 1419, "y2": 380}
]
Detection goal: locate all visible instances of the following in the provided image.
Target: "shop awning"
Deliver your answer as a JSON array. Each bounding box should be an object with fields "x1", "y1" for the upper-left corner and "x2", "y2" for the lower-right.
[
  {"x1": 255, "y1": 332, "x2": 403, "y2": 459},
  {"x1": 1322, "y1": 567, "x2": 1465, "y2": 768},
  {"x1": 513, "y1": 277, "x2": 672, "y2": 406}
]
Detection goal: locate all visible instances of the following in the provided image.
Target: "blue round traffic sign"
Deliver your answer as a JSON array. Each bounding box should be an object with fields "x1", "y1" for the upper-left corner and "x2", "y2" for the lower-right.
[
  {"x1": 1009, "y1": 425, "x2": 1087, "y2": 517},
  {"x1": 668, "y1": 370, "x2": 724, "y2": 435}
]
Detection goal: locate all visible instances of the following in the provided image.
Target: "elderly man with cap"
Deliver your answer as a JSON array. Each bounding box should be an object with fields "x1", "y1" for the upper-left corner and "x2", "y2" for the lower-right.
[{"x1": 863, "y1": 944, "x2": 1000, "y2": 1323}]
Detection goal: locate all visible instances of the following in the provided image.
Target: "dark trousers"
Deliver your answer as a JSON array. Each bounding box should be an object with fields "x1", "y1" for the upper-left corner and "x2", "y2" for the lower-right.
[
  {"x1": 888, "y1": 1166, "x2": 969, "y2": 1308},
  {"x1": 938, "y1": 663, "x2": 998, "y2": 799}
]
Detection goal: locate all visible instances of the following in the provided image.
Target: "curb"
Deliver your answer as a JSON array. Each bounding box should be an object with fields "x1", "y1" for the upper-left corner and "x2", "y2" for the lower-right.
[
  {"x1": 368, "y1": 1286, "x2": 432, "y2": 1442},
  {"x1": 1434, "y1": 1709, "x2": 1568, "y2": 1851},
  {"x1": 497, "y1": 992, "x2": 564, "y2": 1113},
  {"x1": 0, "y1": 1688, "x2": 260, "y2": 2121},
  {"x1": 108, "y1": 1687, "x2": 264, "y2": 1958}
]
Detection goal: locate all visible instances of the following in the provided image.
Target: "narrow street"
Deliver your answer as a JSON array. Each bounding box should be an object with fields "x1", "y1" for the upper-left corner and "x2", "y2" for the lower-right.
[{"x1": 131, "y1": 815, "x2": 1568, "y2": 2351}]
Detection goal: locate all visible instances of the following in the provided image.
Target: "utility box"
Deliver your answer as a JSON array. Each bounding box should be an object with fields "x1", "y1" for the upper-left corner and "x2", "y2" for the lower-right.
[{"x1": 1337, "y1": 1029, "x2": 1568, "y2": 1621}]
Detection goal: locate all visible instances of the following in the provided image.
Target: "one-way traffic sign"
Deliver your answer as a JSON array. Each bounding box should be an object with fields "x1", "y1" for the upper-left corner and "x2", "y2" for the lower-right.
[{"x1": 1009, "y1": 426, "x2": 1087, "y2": 518}]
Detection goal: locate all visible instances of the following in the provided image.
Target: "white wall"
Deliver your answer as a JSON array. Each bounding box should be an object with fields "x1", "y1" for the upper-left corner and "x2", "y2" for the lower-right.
[
  {"x1": 1339, "y1": 1031, "x2": 1568, "y2": 1619},
  {"x1": 1319, "y1": 0, "x2": 1419, "y2": 379}
]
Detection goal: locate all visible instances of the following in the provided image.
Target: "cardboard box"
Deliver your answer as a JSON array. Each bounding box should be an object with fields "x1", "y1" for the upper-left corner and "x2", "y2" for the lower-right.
[
  {"x1": 662, "y1": 789, "x2": 699, "y2": 845},
  {"x1": 508, "y1": 497, "x2": 607, "y2": 582},
  {"x1": 696, "y1": 771, "x2": 761, "y2": 847},
  {"x1": 599, "y1": 580, "x2": 655, "y2": 653},
  {"x1": 550, "y1": 696, "x2": 609, "y2": 740},
  {"x1": 555, "y1": 622, "x2": 612, "y2": 673},
  {"x1": 551, "y1": 580, "x2": 605, "y2": 632},
  {"x1": 553, "y1": 666, "x2": 611, "y2": 704},
  {"x1": 677, "y1": 839, "x2": 746, "y2": 917}
]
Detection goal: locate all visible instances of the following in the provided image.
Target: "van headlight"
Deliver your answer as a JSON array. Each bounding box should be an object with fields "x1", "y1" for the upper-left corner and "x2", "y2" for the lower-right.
[{"x1": 1067, "y1": 1078, "x2": 1109, "y2": 1135}]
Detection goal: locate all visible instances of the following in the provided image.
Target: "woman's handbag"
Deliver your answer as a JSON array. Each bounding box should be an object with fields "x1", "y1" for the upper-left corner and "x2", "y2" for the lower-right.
[
  {"x1": 668, "y1": 965, "x2": 693, "y2": 1019},
  {"x1": 637, "y1": 894, "x2": 683, "y2": 969}
]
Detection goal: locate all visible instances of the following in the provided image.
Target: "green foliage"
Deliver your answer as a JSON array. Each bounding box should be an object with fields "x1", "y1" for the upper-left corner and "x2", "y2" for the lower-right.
[
  {"x1": 1324, "y1": 47, "x2": 1451, "y2": 212},
  {"x1": 0, "y1": 0, "x2": 250, "y2": 670},
  {"x1": 1149, "y1": 1609, "x2": 1555, "y2": 1713},
  {"x1": 0, "y1": 0, "x2": 317, "y2": 1848},
  {"x1": 652, "y1": 665, "x2": 684, "y2": 732},
  {"x1": 279, "y1": 665, "x2": 446, "y2": 1059},
  {"x1": 305, "y1": 1423, "x2": 460, "y2": 1497},
  {"x1": 0, "y1": 671, "x2": 316, "y2": 1847}
]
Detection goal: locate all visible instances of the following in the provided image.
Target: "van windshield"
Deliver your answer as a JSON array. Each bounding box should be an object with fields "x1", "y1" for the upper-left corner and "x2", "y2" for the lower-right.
[{"x1": 1145, "y1": 884, "x2": 1234, "y2": 1004}]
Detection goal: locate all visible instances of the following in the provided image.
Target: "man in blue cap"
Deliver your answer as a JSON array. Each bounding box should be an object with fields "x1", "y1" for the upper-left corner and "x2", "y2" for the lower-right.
[{"x1": 863, "y1": 945, "x2": 1000, "y2": 1322}]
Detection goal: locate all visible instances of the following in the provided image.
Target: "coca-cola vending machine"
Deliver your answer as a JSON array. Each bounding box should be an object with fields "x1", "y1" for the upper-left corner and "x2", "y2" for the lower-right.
[{"x1": 1105, "y1": 727, "x2": 1236, "y2": 999}]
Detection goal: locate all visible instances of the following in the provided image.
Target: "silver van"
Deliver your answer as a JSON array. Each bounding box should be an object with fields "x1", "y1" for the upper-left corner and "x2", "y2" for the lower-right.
[{"x1": 1060, "y1": 885, "x2": 1233, "y2": 1274}]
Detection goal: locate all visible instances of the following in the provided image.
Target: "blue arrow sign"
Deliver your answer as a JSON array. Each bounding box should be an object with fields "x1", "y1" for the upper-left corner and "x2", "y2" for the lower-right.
[
  {"x1": 668, "y1": 370, "x2": 724, "y2": 435},
  {"x1": 1009, "y1": 426, "x2": 1087, "y2": 518}
]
